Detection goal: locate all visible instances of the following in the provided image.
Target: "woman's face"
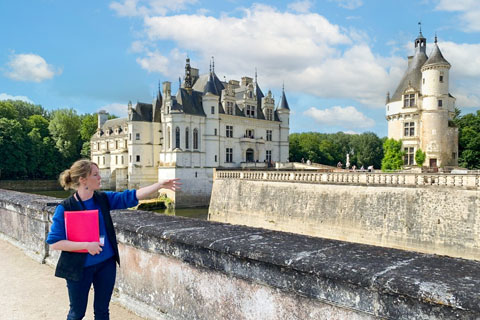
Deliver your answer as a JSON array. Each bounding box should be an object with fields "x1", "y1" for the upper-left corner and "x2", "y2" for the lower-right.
[{"x1": 83, "y1": 164, "x2": 101, "y2": 191}]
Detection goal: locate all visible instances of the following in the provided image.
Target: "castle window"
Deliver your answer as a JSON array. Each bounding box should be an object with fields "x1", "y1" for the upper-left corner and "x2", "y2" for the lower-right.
[
  {"x1": 136, "y1": 155, "x2": 140, "y2": 162},
  {"x1": 175, "y1": 127, "x2": 180, "y2": 149},
  {"x1": 185, "y1": 127, "x2": 189, "y2": 149},
  {"x1": 452, "y1": 152, "x2": 456, "y2": 159},
  {"x1": 130, "y1": 155, "x2": 132, "y2": 163},
  {"x1": 115, "y1": 156, "x2": 118, "y2": 165},
  {"x1": 124, "y1": 139, "x2": 127, "y2": 148},
  {"x1": 193, "y1": 128, "x2": 199, "y2": 150},
  {"x1": 403, "y1": 94, "x2": 415, "y2": 108},
  {"x1": 214, "y1": 128, "x2": 217, "y2": 136},
  {"x1": 266, "y1": 150, "x2": 272, "y2": 162},
  {"x1": 121, "y1": 156, "x2": 124, "y2": 164},
  {"x1": 211, "y1": 106, "x2": 215, "y2": 114},
  {"x1": 438, "y1": 99, "x2": 443, "y2": 107},
  {"x1": 439, "y1": 75, "x2": 444, "y2": 83},
  {"x1": 136, "y1": 133, "x2": 140, "y2": 140},
  {"x1": 266, "y1": 108, "x2": 273, "y2": 121},
  {"x1": 214, "y1": 155, "x2": 217, "y2": 162},
  {"x1": 404, "y1": 147, "x2": 414, "y2": 165},
  {"x1": 103, "y1": 157, "x2": 105, "y2": 165},
  {"x1": 226, "y1": 125, "x2": 233, "y2": 138},
  {"x1": 404, "y1": 122, "x2": 415, "y2": 137},
  {"x1": 226, "y1": 102, "x2": 233, "y2": 115},
  {"x1": 246, "y1": 129, "x2": 254, "y2": 139},
  {"x1": 226, "y1": 148, "x2": 233, "y2": 163},
  {"x1": 115, "y1": 141, "x2": 118, "y2": 149},
  {"x1": 266, "y1": 130, "x2": 272, "y2": 141},
  {"x1": 246, "y1": 105, "x2": 251, "y2": 116},
  {"x1": 97, "y1": 142, "x2": 100, "y2": 150},
  {"x1": 129, "y1": 133, "x2": 132, "y2": 141}
]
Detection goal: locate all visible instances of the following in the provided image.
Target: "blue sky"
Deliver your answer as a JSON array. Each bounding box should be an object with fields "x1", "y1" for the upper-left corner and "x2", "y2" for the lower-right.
[{"x1": 1, "y1": 0, "x2": 479, "y2": 137}]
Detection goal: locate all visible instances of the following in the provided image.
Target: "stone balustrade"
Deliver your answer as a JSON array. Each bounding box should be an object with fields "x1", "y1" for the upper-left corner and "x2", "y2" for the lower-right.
[{"x1": 214, "y1": 169, "x2": 480, "y2": 189}]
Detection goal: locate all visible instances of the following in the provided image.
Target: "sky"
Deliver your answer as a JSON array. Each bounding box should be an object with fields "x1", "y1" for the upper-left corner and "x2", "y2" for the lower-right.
[{"x1": 1, "y1": 0, "x2": 480, "y2": 137}]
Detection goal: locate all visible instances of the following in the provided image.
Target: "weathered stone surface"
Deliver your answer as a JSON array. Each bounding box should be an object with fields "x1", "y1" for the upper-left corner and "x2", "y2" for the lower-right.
[
  {"x1": 209, "y1": 179, "x2": 480, "y2": 260},
  {"x1": 1, "y1": 188, "x2": 479, "y2": 319},
  {"x1": 112, "y1": 209, "x2": 480, "y2": 319}
]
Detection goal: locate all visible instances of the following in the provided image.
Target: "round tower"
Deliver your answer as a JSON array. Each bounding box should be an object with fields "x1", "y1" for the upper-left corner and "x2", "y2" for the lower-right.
[{"x1": 420, "y1": 36, "x2": 456, "y2": 168}]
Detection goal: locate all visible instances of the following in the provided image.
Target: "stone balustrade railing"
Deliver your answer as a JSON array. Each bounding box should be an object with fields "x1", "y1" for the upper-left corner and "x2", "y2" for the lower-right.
[{"x1": 215, "y1": 169, "x2": 480, "y2": 189}]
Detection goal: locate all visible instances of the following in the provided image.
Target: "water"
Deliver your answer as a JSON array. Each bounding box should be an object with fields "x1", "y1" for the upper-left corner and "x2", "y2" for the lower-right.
[{"x1": 21, "y1": 189, "x2": 208, "y2": 220}]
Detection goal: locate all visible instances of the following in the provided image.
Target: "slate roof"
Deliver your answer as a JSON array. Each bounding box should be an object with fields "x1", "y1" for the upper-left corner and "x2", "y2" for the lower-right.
[
  {"x1": 391, "y1": 50, "x2": 428, "y2": 102},
  {"x1": 173, "y1": 88, "x2": 206, "y2": 116},
  {"x1": 278, "y1": 91, "x2": 290, "y2": 111},
  {"x1": 131, "y1": 103, "x2": 153, "y2": 122},
  {"x1": 423, "y1": 43, "x2": 451, "y2": 68}
]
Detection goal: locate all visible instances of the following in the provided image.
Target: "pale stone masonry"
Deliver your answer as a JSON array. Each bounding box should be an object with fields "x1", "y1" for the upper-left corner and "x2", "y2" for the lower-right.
[
  {"x1": 386, "y1": 29, "x2": 458, "y2": 168},
  {"x1": 91, "y1": 59, "x2": 290, "y2": 206}
]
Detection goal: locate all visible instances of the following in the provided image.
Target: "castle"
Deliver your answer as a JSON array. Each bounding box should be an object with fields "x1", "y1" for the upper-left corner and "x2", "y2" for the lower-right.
[
  {"x1": 386, "y1": 29, "x2": 458, "y2": 168},
  {"x1": 90, "y1": 58, "x2": 290, "y2": 206}
]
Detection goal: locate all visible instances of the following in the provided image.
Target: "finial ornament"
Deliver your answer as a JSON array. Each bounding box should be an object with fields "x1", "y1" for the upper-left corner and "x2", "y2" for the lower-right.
[
  {"x1": 435, "y1": 32, "x2": 438, "y2": 44},
  {"x1": 212, "y1": 56, "x2": 215, "y2": 73},
  {"x1": 282, "y1": 81, "x2": 285, "y2": 92},
  {"x1": 418, "y1": 21, "x2": 422, "y2": 34}
]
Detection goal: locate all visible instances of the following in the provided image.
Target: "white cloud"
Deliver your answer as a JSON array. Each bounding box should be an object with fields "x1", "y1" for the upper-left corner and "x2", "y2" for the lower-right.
[
  {"x1": 287, "y1": 0, "x2": 313, "y2": 13},
  {"x1": 330, "y1": 0, "x2": 363, "y2": 10},
  {"x1": 304, "y1": 106, "x2": 375, "y2": 129},
  {"x1": 119, "y1": 4, "x2": 419, "y2": 107},
  {"x1": 110, "y1": 0, "x2": 198, "y2": 17},
  {"x1": 99, "y1": 103, "x2": 128, "y2": 117},
  {"x1": 136, "y1": 50, "x2": 169, "y2": 73},
  {"x1": 5, "y1": 53, "x2": 61, "y2": 82},
  {"x1": 0, "y1": 93, "x2": 33, "y2": 103},
  {"x1": 435, "y1": 0, "x2": 480, "y2": 32}
]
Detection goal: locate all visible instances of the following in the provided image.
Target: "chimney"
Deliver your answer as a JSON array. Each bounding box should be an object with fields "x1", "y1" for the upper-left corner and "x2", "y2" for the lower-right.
[{"x1": 97, "y1": 110, "x2": 108, "y2": 129}]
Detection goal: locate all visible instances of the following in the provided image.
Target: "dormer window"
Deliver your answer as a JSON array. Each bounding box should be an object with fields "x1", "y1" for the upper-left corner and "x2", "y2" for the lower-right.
[
  {"x1": 266, "y1": 108, "x2": 273, "y2": 121},
  {"x1": 403, "y1": 94, "x2": 415, "y2": 108},
  {"x1": 225, "y1": 101, "x2": 234, "y2": 115}
]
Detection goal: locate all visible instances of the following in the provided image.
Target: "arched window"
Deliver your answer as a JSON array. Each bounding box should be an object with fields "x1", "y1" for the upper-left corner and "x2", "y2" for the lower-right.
[
  {"x1": 185, "y1": 127, "x2": 189, "y2": 149},
  {"x1": 175, "y1": 127, "x2": 180, "y2": 149},
  {"x1": 193, "y1": 128, "x2": 199, "y2": 150}
]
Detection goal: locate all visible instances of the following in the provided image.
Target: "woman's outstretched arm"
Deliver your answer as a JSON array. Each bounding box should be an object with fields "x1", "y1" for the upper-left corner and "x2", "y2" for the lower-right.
[{"x1": 136, "y1": 178, "x2": 182, "y2": 200}]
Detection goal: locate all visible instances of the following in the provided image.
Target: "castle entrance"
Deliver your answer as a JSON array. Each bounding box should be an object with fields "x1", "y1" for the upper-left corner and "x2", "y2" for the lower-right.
[{"x1": 430, "y1": 158, "x2": 437, "y2": 168}]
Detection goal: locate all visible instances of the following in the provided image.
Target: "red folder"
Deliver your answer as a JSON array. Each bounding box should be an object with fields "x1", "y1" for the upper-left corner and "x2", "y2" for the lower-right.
[{"x1": 64, "y1": 210, "x2": 99, "y2": 253}]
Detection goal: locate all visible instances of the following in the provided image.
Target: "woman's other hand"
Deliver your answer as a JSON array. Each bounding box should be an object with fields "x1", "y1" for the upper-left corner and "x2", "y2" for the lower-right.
[{"x1": 86, "y1": 242, "x2": 103, "y2": 255}]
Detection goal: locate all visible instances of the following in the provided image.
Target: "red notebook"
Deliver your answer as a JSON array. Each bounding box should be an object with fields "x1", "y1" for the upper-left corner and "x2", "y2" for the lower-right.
[{"x1": 64, "y1": 210, "x2": 99, "y2": 253}]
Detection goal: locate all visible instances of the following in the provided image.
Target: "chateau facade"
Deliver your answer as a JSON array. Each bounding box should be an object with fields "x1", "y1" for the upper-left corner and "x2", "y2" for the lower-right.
[
  {"x1": 386, "y1": 30, "x2": 458, "y2": 168},
  {"x1": 91, "y1": 59, "x2": 290, "y2": 206}
]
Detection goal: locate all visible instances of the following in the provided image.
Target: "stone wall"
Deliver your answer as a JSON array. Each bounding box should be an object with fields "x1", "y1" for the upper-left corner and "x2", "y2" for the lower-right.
[
  {"x1": 1, "y1": 189, "x2": 480, "y2": 319},
  {"x1": 0, "y1": 180, "x2": 62, "y2": 191},
  {"x1": 210, "y1": 170, "x2": 480, "y2": 260}
]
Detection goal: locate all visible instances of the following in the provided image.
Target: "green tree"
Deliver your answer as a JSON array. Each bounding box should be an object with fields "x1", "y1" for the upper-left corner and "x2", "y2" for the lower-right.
[
  {"x1": 350, "y1": 132, "x2": 384, "y2": 168},
  {"x1": 415, "y1": 148, "x2": 426, "y2": 167},
  {"x1": 0, "y1": 118, "x2": 28, "y2": 178},
  {"x1": 0, "y1": 101, "x2": 19, "y2": 119},
  {"x1": 454, "y1": 110, "x2": 480, "y2": 169},
  {"x1": 381, "y1": 138, "x2": 404, "y2": 171},
  {"x1": 80, "y1": 113, "x2": 98, "y2": 157},
  {"x1": 48, "y1": 109, "x2": 82, "y2": 161}
]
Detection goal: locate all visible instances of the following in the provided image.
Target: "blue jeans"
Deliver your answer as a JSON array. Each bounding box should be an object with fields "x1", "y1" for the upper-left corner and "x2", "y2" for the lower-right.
[{"x1": 66, "y1": 257, "x2": 116, "y2": 320}]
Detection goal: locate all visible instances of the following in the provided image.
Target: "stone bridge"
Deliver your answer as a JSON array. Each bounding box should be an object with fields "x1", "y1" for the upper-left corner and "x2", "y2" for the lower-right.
[{"x1": 1, "y1": 188, "x2": 480, "y2": 319}]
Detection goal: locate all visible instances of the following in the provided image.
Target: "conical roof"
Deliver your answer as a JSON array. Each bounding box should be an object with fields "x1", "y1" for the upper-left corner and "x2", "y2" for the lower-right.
[
  {"x1": 423, "y1": 42, "x2": 450, "y2": 68},
  {"x1": 278, "y1": 90, "x2": 290, "y2": 111}
]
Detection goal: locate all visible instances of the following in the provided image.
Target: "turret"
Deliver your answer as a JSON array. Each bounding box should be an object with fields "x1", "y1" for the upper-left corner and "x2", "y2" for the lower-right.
[{"x1": 421, "y1": 35, "x2": 451, "y2": 98}]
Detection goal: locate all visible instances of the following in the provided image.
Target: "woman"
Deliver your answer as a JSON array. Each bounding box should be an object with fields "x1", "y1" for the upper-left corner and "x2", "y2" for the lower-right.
[{"x1": 46, "y1": 159, "x2": 180, "y2": 320}]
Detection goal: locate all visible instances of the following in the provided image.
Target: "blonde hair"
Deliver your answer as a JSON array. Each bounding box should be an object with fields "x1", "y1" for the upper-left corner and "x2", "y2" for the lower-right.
[{"x1": 59, "y1": 159, "x2": 98, "y2": 190}]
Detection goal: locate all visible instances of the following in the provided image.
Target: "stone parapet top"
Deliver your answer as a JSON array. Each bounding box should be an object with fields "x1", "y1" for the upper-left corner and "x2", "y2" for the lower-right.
[
  {"x1": 0, "y1": 189, "x2": 59, "y2": 215},
  {"x1": 215, "y1": 169, "x2": 480, "y2": 189},
  {"x1": 112, "y1": 209, "x2": 480, "y2": 317}
]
